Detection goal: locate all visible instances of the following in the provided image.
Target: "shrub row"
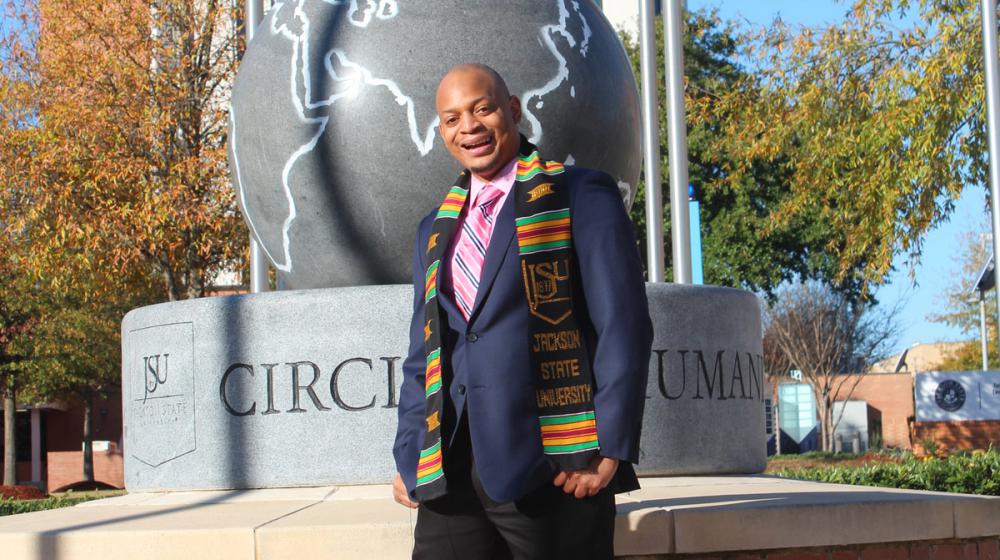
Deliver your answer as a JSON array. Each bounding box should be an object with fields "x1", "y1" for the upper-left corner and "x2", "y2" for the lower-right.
[
  {"x1": 0, "y1": 495, "x2": 102, "y2": 517},
  {"x1": 774, "y1": 449, "x2": 1000, "y2": 496},
  {"x1": 785, "y1": 451, "x2": 865, "y2": 461}
]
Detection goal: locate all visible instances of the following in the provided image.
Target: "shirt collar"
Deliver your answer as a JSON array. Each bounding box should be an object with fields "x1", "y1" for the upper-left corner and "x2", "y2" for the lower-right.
[{"x1": 469, "y1": 155, "x2": 518, "y2": 206}]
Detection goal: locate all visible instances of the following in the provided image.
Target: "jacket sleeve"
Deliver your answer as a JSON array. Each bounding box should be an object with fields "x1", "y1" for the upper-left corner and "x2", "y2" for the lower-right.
[
  {"x1": 393, "y1": 212, "x2": 434, "y2": 495},
  {"x1": 569, "y1": 170, "x2": 653, "y2": 464}
]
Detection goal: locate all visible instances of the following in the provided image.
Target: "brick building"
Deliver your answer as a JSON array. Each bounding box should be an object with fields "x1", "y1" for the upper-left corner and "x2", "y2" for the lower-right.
[
  {"x1": 830, "y1": 372, "x2": 914, "y2": 449},
  {"x1": 1, "y1": 395, "x2": 124, "y2": 492},
  {"x1": 770, "y1": 342, "x2": 1000, "y2": 453}
]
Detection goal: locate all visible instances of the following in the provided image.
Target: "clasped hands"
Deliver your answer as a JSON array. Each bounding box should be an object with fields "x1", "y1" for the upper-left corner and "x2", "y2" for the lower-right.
[
  {"x1": 552, "y1": 455, "x2": 618, "y2": 498},
  {"x1": 392, "y1": 455, "x2": 618, "y2": 508}
]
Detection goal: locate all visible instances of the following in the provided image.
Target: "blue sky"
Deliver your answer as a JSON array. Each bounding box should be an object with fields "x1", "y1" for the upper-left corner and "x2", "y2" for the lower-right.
[
  {"x1": 689, "y1": 0, "x2": 856, "y2": 28},
  {"x1": 687, "y1": 0, "x2": 988, "y2": 354}
]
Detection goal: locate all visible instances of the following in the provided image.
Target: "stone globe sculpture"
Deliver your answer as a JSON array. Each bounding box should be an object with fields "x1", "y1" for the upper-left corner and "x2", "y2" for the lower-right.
[
  {"x1": 119, "y1": 1, "x2": 766, "y2": 493},
  {"x1": 229, "y1": 0, "x2": 642, "y2": 289}
]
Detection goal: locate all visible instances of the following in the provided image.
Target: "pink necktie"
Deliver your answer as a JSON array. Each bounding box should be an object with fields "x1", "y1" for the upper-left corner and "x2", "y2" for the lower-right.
[{"x1": 452, "y1": 185, "x2": 503, "y2": 320}]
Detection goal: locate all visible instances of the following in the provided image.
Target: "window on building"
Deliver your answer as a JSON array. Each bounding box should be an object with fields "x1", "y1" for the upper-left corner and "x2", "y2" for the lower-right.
[
  {"x1": 0, "y1": 411, "x2": 34, "y2": 463},
  {"x1": 778, "y1": 383, "x2": 818, "y2": 444},
  {"x1": 764, "y1": 398, "x2": 774, "y2": 435}
]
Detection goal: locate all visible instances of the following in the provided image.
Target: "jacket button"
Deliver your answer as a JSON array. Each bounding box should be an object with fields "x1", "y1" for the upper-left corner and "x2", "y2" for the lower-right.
[
  {"x1": 466, "y1": 332, "x2": 478, "y2": 342},
  {"x1": 458, "y1": 385, "x2": 467, "y2": 395}
]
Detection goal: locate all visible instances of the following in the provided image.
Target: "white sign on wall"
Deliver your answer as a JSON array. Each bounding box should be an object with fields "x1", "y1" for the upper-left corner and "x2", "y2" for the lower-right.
[{"x1": 914, "y1": 371, "x2": 1000, "y2": 422}]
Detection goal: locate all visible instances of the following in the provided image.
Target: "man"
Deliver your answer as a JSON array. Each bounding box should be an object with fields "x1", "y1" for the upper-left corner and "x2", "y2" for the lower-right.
[{"x1": 392, "y1": 63, "x2": 652, "y2": 559}]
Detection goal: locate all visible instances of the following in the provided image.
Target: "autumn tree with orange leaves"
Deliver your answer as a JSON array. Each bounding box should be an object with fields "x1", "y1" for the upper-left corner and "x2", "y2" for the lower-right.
[
  {"x1": 2, "y1": 0, "x2": 245, "y2": 302},
  {"x1": 0, "y1": 0, "x2": 245, "y2": 483},
  {"x1": 0, "y1": 2, "x2": 40, "y2": 485}
]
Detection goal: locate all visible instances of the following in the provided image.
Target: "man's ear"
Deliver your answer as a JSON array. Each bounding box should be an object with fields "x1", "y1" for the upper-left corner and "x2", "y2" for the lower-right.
[{"x1": 509, "y1": 95, "x2": 522, "y2": 125}]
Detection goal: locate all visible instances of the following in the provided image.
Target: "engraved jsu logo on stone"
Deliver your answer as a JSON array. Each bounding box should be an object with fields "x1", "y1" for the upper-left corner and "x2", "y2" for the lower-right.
[
  {"x1": 522, "y1": 257, "x2": 573, "y2": 325},
  {"x1": 142, "y1": 353, "x2": 169, "y2": 403},
  {"x1": 128, "y1": 322, "x2": 197, "y2": 469}
]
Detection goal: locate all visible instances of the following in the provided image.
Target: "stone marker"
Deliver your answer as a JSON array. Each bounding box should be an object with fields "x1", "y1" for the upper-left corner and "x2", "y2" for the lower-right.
[
  {"x1": 122, "y1": 0, "x2": 767, "y2": 493},
  {"x1": 122, "y1": 284, "x2": 764, "y2": 491}
]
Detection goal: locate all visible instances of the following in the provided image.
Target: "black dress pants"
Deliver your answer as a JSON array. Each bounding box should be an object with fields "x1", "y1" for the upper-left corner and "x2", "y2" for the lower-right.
[{"x1": 412, "y1": 414, "x2": 616, "y2": 560}]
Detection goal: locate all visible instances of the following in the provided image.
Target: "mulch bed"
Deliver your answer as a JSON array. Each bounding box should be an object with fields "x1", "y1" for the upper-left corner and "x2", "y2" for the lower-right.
[
  {"x1": 54, "y1": 480, "x2": 118, "y2": 493},
  {"x1": 0, "y1": 485, "x2": 48, "y2": 501},
  {"x1": 765, "y1": 452, "x2": 905, "y2": 473}
]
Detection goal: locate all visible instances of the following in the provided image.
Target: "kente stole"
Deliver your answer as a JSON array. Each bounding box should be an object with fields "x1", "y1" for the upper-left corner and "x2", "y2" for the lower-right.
[{"x1": 414, "y1": 137, "x2": 599, "y2": 501}]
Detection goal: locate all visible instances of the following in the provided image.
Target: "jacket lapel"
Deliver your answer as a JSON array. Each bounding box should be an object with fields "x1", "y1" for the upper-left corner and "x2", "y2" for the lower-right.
[{"x1": 468, "y1": 191, "x2": 516, "y2": 322}]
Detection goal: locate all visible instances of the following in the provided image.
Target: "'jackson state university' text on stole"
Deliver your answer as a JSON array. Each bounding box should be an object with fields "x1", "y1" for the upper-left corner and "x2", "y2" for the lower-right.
[{"x1": 414, "y1": 136, "x2": 600, "y2": 501}]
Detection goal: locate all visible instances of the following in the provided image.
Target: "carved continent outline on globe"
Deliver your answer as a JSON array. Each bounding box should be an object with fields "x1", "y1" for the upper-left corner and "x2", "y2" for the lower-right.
[{"x1": 229, "y1": 0, "x2": 641, "y2": 289}]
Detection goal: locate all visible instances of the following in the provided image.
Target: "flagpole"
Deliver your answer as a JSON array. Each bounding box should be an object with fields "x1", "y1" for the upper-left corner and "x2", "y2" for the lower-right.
[
  {"x1": 980, "y1": 0, "x2": 1000, "y2": 359},
  {"x1": 245, "y1": 0, "x2": 270, "y2": 293},
  {"x1": 662, "y1": 0, "x2": 692, "y2": 283},
  {"x1": 639, "y1": 0, "x2": 665, "y2": 282}
]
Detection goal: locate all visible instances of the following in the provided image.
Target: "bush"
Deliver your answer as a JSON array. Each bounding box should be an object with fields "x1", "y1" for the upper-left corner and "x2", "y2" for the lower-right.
[
  {"x1": 774, "y1": 448, "x2": 1000, "y2": 496},
  {"x1": 0, "y1": 492, "x2": 116, "y2": 517}
]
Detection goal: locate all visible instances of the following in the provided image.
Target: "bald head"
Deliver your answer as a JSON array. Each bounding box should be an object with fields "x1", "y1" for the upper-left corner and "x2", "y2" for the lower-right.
[
  {"x1": 438, "y1": 63, "x2": 511, "y2": 101},
  {"x1": 435, "y1": 63, "x2": 522, "y2": 180}
]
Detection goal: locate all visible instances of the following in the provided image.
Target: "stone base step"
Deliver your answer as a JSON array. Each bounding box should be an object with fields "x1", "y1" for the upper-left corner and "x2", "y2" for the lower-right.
[{"x1": 0, "y1": 475, "x2": 997, "y2": 559}]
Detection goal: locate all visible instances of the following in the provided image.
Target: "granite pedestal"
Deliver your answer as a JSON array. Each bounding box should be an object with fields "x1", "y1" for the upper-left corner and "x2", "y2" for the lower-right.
[
  {"x1": 2, "y1": 476, "x2": 997, "y2": 559},
  {"x1": 121, "y1": 283, "x2": 766, "y2": 492}
]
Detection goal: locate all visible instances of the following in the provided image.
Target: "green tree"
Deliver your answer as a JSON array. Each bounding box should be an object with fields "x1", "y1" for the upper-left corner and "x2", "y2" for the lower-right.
[
  {"x1": 928, "y1": 212, "x2": 999, "y2": 370},
  {"x1": 14, "y1": 268, "x2": 156, "y2": 484},
  {"x1": 698, "y1": 0, "x2": 987, "y2": 296},
  {"x1": 621, "y1": 10, "x2": 861, "y2": 297}
]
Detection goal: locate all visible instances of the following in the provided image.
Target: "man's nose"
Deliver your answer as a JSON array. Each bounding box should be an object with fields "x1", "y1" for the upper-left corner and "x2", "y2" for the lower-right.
[{"x1": 459, "y1": 112, "x2": 484, "y2": 133}]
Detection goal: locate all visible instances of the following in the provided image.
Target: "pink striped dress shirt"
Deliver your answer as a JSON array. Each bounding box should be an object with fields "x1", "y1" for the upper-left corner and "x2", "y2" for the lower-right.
[{"x1": 442, "y1": 156, "x2": 518, "y2": 315}]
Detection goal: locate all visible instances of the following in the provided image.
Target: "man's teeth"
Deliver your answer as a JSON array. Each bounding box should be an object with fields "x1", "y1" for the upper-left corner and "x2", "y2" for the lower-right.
[{"x1": 465, "y1": 139, "x2": 491, "y2": 149}]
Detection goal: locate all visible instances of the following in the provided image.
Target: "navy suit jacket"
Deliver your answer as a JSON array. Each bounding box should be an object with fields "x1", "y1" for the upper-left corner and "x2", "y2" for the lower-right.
[{"x1": 393, "y1": 166, "x2": 653, "y2": 503}]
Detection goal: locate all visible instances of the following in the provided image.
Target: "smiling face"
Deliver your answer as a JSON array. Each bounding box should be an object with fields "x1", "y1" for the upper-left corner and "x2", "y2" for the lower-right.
[{"x1": 435, "y1": 65, "x2": 522, "y2": 181}]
